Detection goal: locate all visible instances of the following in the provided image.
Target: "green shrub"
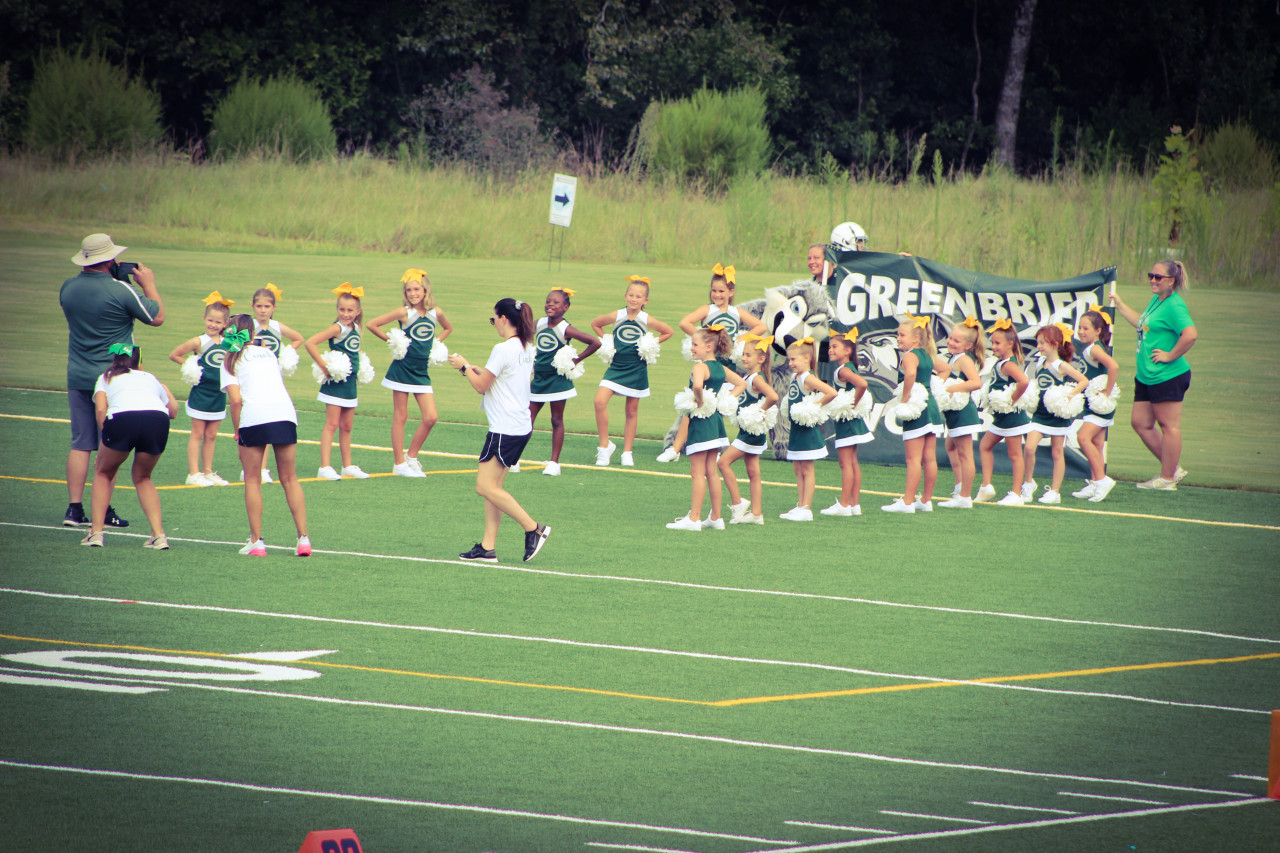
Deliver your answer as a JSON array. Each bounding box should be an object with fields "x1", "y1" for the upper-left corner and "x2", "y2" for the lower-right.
[
  {"x1": 640, "y1": 87, "x2": 769, "y2": 192},
  {"x1": 24, "y1": 48, "x2": 163, "y2": 160},
  {"x1": 1199, "y1": 120, "x2": 1278, "y2": 191},
  {"x1": 208, "y1": 76, "x2": 335, "y2": 162}
]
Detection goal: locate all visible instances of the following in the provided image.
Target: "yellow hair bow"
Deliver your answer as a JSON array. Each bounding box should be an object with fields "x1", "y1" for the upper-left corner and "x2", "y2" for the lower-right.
[
  {"x1": 904, "y1": 311, "x2": 930, "y2": 329},
  {"x1": 554, "y1": 287, "x2": 577, "y2": 298},
  {"x1": 1054, "y1": 322, "x2": 1075, "y2": 342},
  {"x1": 711, "y1": 263, "x2": 736, "y2": 284},
  {"x1": 987, "y1": 317, "x2": 1014, "y2": 333},
  {"x1": 836, "y1": 327, "x2": 859, "y2": 342},
  {"x1": 625, "y1": 275, "x2": 651, "y2": 285},
  {"x1": 703, "y1": 323, "x2": 725, "y2": 333},
  {"x1": 1088, "y1": 304, "x2": 1113, "y2": 325},
  {"x1": 401, "y1": 268, "x2": 427, "y2": 285},
  {"x1": 963, "y1": 316, "x2": 980, "y2": 328},
  {"x1": 265, "y1": 282, "x2": 283, "y2": 301},
  {"x1": 202, "y1": 290, "x2": 234, "y2": 308},
  {"x1": 333, "y1": 282, "x2": 365, "y2": 299},
  {"x1": 796, "y1": 336, "x2": 815, "y2": 346},
  {"x1": 750, "y1": 335, "x2": 775, "y2": 352}
]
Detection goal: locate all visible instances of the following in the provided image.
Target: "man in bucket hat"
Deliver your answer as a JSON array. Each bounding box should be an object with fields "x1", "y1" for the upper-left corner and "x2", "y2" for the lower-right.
[{"x1": 59, "y1": 234, "x2": 165, "y2": 528}]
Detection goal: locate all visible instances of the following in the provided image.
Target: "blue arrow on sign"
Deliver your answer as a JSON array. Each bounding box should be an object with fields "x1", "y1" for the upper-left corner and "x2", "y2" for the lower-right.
[{"x1": 554, "y1": 191, "x2": 571, "y2": 206}]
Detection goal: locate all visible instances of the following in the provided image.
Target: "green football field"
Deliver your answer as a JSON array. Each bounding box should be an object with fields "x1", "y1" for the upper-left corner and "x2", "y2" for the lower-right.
[{"x1": 1, "y1": 382, "x2": 1277, "y2": 851}]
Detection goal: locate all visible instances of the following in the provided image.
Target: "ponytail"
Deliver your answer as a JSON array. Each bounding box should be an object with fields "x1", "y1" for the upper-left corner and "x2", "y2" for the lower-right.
[{"x1": 495, "y1": 298, "x2": 535, "y2": 346}]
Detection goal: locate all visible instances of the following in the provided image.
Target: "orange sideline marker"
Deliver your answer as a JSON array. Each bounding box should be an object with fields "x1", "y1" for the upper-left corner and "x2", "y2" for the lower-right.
[
  {"x1": 1270, "y1": 710, "x2": 1280, "y2": 799},
  {"x1": 298, "y1": 828, "x2": 363, "y2": 853}
]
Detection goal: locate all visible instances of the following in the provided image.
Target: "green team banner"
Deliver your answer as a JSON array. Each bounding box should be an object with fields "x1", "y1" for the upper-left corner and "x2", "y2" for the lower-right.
[{"x1": 819, "y1": 250, "x2": 1118, "y2": 476}]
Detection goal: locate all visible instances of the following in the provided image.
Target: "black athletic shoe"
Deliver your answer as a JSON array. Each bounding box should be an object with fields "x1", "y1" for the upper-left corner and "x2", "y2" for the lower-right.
[
  {"x1": 103, "y1": 505, "x2": 130, "y2": 528},
  {"x1": 458, "y1": 543, "x2": 497, "y2": 562},
  {"x1": 63, "y1": 503, "x2": 90, "y2": 527},
  {"x1": 523, "y1": 524, "x2": 550, "y2": 562}
]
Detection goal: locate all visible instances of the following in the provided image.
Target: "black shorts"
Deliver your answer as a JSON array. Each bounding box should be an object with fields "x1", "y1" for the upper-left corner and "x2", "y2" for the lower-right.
[
  {"x1": 1134, "y1": 371, "x2": 1191, "y2": 404},
  {"x1": 238, "y1": 420, "x2": 298, "y2": 448},
  {"x1": 100, "y1": 411, "x2": 170, "y2": 455},
  {"x1": 479, "y1": 431, "x2": 530, "y2": 469}
]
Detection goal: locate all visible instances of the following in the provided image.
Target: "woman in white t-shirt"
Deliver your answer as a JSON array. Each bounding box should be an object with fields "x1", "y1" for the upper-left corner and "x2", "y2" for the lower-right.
[
  {"x1": 448, "y1": 298, "x2": 550, "y2": 563},
  {"x1": 220, "y1": 314, "x2": 310, "y2": 557},
  {"x1": 82, "y1": 344, "x2": 178, "y2": 549}
]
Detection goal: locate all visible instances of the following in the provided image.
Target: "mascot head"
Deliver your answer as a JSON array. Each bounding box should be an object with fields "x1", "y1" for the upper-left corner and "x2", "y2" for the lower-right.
[{"x1": 742, "y1": 281, "x2": 834, "y2": 356}]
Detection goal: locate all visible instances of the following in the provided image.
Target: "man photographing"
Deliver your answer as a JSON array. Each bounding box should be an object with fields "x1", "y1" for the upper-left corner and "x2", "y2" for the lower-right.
[{"x1": 60, "y1": 233, "x2": 165, "y2": 527}]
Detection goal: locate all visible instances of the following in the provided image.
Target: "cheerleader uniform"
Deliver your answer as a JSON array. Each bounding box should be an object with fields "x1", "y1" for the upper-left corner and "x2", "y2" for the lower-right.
[
  {"x1": 785, "y1": 371, "x2": 827, "y2": 460},
  {"x1": 317, "y1": 322, "x2": 360, "y2": 408},
  {"x1": 942, "y1": 352, "x2": 982, "y2": 439},
  {"x1": 984, "y1": 357, "x2": 1032, "y2": 437},
  {"x1": 832, "y1": 361, "x2": 873, "y2": 448},
  {"x1": 600, "y1": 310, "x2": 651, "y2": 398},
  {"x1": 705, "y1": 304, "x2": 743, "y2": 371},
  {"x1": 1077, "y1": 339, "x2": 1115, "y2": 427},
  {"x1": 252, "y1": 319, "x2": 285, "y2": 355},
  {"x1": 899, "y1": 347, "x2": 944, "y2": 440},
  {"x1": 382, "y1": 307, "x2": 437, "y2": 394},
  {"x1": 1029, "y1": 356, "x2": 1075, "y2": 435},
  {"x1": 731, "y1": 372, "x2": 769, "y2": 455},
  {"x1": 530, "y1": 317, "x2": 576, "y2": 403},
  {"x1": 685, "y1": 361, "x2": 729, "y2": 455},
  {"x1": 185, "y1": 334, "x2": 229, "y2": 421}
]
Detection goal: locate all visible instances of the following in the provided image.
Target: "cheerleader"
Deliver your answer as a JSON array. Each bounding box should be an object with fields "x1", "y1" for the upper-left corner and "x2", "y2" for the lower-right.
[
  {"x1": 779, "y1": 338, "x2": 837, "y2": 522},
  {"x1": 1022, "y1": 323, "x2": 1089, "y2": 504},
  {"x1": 168, "y1": 292, "x2": 232, "y2": 486},
  {"x1": 882, "y1": 315, "x2": 949, "y2": 514},
  {"x1": 305, "y1": 283, "x2": 368, "y2": 480},
  {"x1": 244, "y1": 284, "x2": 303, "y2": 483},
  {"x1": 976, "y1": 319, "x2": 1033, "y2": 505},
  {"x1": 1072, "y1": 307, "x2": 1120, "y2": 501},
  {"x1": 590, "y1": 276, "x2": 673, "y2": 467},
  {"x1": 366, "y1": 268, "x2": 453, "y2": 477},
  {"x1": 528, "y1": 287, "x2": 600, "y2": 476},
  {"x1": 938, "y1": 318, "x2": 986, "y2": 509},
  {"x1": 820, "y1": 329, "x2": 871, "y2": 516},
  {"x1": 717, "y1": 334, "x2": 779, "y2": 525}
]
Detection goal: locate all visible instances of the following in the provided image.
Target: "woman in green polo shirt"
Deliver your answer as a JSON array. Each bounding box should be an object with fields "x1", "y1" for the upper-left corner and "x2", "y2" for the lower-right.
[{"x1": 1113, "y1": 260, "x2": 1197, "y2": 490}]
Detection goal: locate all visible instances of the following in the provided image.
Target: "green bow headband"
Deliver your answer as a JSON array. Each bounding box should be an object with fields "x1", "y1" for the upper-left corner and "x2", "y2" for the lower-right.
[
  {"x1": 223, "y1": 329, "x2": 252, "y2": 352},
  {"x1": 108, "y1": 343, "x2": 133, "y2": 356}
]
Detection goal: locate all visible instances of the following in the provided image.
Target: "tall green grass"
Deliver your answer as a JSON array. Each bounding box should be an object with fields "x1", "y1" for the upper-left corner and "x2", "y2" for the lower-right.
[{"x1": 2, "y1": 153, "x2": 1276, "y2": 289}]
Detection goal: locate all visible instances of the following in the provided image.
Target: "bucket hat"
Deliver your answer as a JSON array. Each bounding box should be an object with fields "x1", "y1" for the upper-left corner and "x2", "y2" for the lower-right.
[{"x1": 71, "y1": 233, "x2": 127, "y2": 266}]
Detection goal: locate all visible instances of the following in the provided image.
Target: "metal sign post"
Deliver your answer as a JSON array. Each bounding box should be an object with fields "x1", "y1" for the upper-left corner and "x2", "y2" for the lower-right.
[{"x1": 548, "y1": 173, "x2": 576, "y2": 270}]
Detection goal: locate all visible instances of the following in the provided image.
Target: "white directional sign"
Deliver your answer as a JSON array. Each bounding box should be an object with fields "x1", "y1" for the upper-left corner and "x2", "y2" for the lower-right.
[{"x1": 549, "y1": 173, "x2": 577, "y2": 228}]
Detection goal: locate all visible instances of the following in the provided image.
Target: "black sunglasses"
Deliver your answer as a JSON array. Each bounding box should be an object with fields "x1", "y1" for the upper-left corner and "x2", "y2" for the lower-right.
[
  {"x1": 1147, "y1": 272, "x2": 1170, "y2": 281},
  {"x1": 489, "y1": 317, "x2": 496, "y2": 325}
]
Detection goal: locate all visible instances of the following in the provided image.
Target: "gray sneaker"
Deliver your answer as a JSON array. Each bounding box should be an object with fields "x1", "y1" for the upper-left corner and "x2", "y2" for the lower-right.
[{"x1": 523, "y1": 524, "x2": 550, "y2": 562}]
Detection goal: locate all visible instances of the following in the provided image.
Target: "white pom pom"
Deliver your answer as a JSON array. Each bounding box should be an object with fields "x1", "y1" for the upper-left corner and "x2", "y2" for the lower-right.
[
  {"x1": 789, "y1": 394, "x2": 825, "y2": 427},
  {"x1": 357, "y1": 353, "x2": 375, "y2": 385},
  {"x1": 1085, "y1": 374, "x2": 1120, "y2": 414},
  {"x1": 429, "y1": 341, "x2": 449, "y2": 366},
  {"x1": 180, "y1": 354, "x2": 201, "y2": 386},
  {"x1": 1044, "y1": 385, "x2": 1085, "y2": 418},
  {"x1": 984, "y1": 386, "x2": 1016, "y2": 413},
  {"x1": 315, "y1": 350, "x2": 352, "y2": 384},
  {"x1": 597, "y1": 334, "x2": 615, "y2": 365},
  {"x1": 889, "y1": 382, "x2": 928, "y2": 422},
  {"x1": 277, "y1": 345, "x2": 299, "y2": 377},
  {"x1": 1016, "y1": 384, "x2": 1041, "y2": 414},
  {"x1": 386, "y1": 329, "x2": 410, "y2": 361},
  {"x1": 673, "y1": 387, "x2": 697, "y2": 416},
  {"x1": 716, "y1": 385, "x2": 739, "y2": 419},
  {"x1": 637, "y1": 331, "x2": 661, "y2": 365},
  {"x1": 850, "y1": 389, "x2": 872, "y2": 419},
  {"x1": 764, "y1": 405, "x2": 778, "y2": 430},
  {"x1": 681, "y1": 335, "x2": 695, "y2": 363},
  {"x1": 735, "y1": 402, "x2": 768, "y2": 435},
  {"x1": 931, "y1": 375, "x2": 970, "y2": 412},
  {"x1": 552, "y1": 345, "x2": 584, "y2": 379},
  {"x1": 823, "y1": 389, "x2": 857, "y2": 422},
  {"x1": 731, "y1": 337, "x2": 746, "y2": 367}
]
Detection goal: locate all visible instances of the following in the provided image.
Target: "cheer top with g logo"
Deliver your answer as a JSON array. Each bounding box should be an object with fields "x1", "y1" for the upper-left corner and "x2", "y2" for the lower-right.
[
  {"x1": 530, "y1": 317, "x2": 577, "y2": 402},
  {"x1": 317, "y1": 322, "x2": 361, "y2": 406},
  {"x1": 186, "y1": 334, "x2": 230, "y2": 419},
  {"x1": 382, "y1": 307, "x2": 437, "y2": 393},
  {"x1": 600, "y1": 309, "x2": 651, "y2": 398}
]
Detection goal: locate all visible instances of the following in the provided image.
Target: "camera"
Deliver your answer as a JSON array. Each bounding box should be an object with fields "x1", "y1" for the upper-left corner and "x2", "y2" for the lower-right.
[{"x1": 109, "y1": 260, "x2": 140, "y2": 283}]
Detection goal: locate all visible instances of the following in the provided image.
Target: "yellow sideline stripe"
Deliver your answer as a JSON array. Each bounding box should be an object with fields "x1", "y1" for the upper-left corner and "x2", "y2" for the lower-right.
[
  {"x1": 0, "y1": 633, "x2": 713, "y2": 706},
  {"x1": 713, "y1": 651, "x2": 1280, "y2": 707}
]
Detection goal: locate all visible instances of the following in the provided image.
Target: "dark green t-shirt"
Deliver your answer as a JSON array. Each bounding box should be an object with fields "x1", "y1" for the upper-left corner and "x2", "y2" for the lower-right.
[{"x1": 60, "y1": 269, "x2": 160, "y2": 390}]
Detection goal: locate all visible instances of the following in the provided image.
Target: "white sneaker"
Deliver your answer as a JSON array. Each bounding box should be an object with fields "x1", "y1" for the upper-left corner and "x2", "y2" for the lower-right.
[
  {"x1": 595, "y1": 441, "x2": 616, "y2": 466},
  {"x1": 730, "y1": 509, "x2": 760, "y2": 524},
  {"x1": 996, "y1": 491, "x2": 1025, "y2": 506},
  {"x1": 508, "y1": 462, "x2": 521, "y2": 473},
  {"x1": 238, "y1": 538, "x2": 266, "y2": 556},
  {"x1": 665, "y1": 514, "x2": 701, "y2": 531},
  {"x1": 974, "y1": 484, "x2": 997, "y2": 503},
  {"x1": 1038, "y1": 488, "x2": 1061, "y2": 504},
  {"x1": 939, "y1": 495, "x2": 973, "y2": 509},
  {"x1": 542, "y1": 461, "x2": 561, "y2": 476},
  {"x1": 406, "y1": 458, "x2": 425, "y2": 475},
  {"x1": 260, "y1": 468, "x2": 273, "y2": 484},
  {"x1": 205, "y1": 471, "x2": 229, "y2": 486},
  {"x1": 779, "y1": 507, "x2": 813, "y2": 521},
  {"x1": 912, "y1": 499, "x2": 933, "y2": 512},
  {"x1": 1071, "y1": 480, "x2": 1097, "y2": 499},
  {"x1": 881, "y1": 498, "x2": 915, "y2": 514},
  {"x1": 656, "y1": 447, "x2": 680, "y2": 463},
  {"x1": 701, "y1": 516, "x2": 725, "y2": 530},
  {"x1": 1020, "y1": 480, "x2": 1036, "y2": 502},
  {"x1": 186, "y1": 472, "x2": 212, "y2": 487},
  {"x1": 392, "y1": 461, "x2": 418, "y2": 477},
  {"x1": 1136, "y1": 475, "x2": 1177, "y2": 490},
  {"x1": 728, "y1": 499, "x2": 750, "y2": 520},
  {"x1": 849, "y1": 504, "x2": 861, "y2": 516},
  {"x1": 1173, "y1": 466, "x2": 1189, "y2": 483},
  {"x1": 1089, "y1": 476, "x2": 1117, "y2": 502},
  {"x1": 820, "y1": 501, "x2": 851, "y2": 516},
  {"x1": 950, "y1": 483, "x2": 962, "y2": 498},
  {"x1": 620, "y1": 451, "x2": 634, "y2": 467},
  {"x1": 317, "y1": 466, "x2": 342, "y2": 480},
  {"x1": 341, "y1": 465, "x2": 370, "y2": 479}
]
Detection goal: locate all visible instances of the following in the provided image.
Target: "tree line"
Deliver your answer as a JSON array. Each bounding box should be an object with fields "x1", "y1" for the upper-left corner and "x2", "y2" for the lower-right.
[{"x1": 3, "y1": 0, "x2": 1277, "y2": 175}]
